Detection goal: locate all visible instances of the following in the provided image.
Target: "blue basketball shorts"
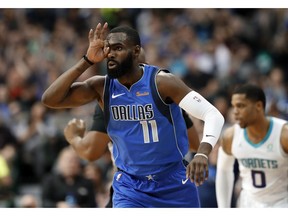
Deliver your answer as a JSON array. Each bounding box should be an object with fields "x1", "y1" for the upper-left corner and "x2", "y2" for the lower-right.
[{"x1": 112, "y1": 162, "x2": 200, "y2": 208}]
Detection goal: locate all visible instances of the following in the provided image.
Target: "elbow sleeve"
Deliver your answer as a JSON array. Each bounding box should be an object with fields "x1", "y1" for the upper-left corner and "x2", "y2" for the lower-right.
[{"x1": 179, "y1": 91, "x2": 225, "y2": 147}]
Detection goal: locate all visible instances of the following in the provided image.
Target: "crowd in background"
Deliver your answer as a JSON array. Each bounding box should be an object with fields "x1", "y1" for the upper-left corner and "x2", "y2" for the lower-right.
[{"x1": 0, "y1": 8, "x2": 288, "y2": 207}]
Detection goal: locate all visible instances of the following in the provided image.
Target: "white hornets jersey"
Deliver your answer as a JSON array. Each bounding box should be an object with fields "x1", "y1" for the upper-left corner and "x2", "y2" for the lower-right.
[{"x1": 232, "y1": 117, "x2": 288, "y2": 207}]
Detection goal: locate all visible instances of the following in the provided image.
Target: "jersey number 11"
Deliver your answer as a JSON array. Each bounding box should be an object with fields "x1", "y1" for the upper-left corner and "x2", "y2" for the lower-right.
[{"x1": 140, "y1": 120, "x2": 159, "y2": 143}]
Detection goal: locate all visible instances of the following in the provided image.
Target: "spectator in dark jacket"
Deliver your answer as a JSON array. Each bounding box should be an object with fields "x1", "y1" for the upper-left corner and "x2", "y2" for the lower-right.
[{"x1": 41, "y1": 146, "x2": 96, "y2": 207}]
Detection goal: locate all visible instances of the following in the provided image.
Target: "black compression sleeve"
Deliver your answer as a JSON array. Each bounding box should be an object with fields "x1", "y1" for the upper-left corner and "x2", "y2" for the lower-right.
[
  {"x1": 182, "y1": 109, "x2": 193, "y2": 129},
  {"x1": 90, "y1": 103, "x2": 107, "y2": 133}
]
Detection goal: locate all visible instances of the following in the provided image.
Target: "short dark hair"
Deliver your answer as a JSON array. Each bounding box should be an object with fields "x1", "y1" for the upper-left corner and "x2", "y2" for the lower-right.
[
  {"x1": 109, "y1": 25, "x2": 141, "y2": 46},
  {"x1": 233, "y1": 84, "x2": 266, "y2": 109}
]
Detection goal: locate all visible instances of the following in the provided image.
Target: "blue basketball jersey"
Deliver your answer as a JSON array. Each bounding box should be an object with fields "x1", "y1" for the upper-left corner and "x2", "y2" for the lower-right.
[{"x1": 103, "y1": 64, "x2": 189, "y2": 176}]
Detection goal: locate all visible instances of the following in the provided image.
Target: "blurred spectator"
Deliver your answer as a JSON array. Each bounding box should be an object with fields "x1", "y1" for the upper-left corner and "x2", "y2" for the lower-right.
[
  {"x1": 0, "y1": 121, "x2": 18, "y2": 166},
  {"x1": 83, "y1": 163, "x2": 110, "y2": 208},
  {"x1": 18, "y1": 194, "x2": 38, "y2": 208},
  {"x1": 0, "y1": 84, "x2": 12, "y2": 124},
  {"x1": 0, "y1": 153, "x2": 14, "y2": 207},
  {"x1": 0, "y1": 8, "x2": 288, "y2": 208},
  {"x1": 0, "y1": 116, "x2": 19, "y2": 199},
  {"x1": 41, "y1": 146, "x2": 96, "y2": 208},
  {"x1": 16, "y1": 101, "x2": 59, "y2": 183},
  {"x1": 263, "y1": 67, "x2": 288, "y2": 118}
]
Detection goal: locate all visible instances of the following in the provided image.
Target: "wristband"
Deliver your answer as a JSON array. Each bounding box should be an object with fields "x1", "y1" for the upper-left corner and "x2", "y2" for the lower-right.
[
  {"x1": 194, "y1": 153, "x2": 208, "y2": 160},
  {"x1": 83, "y1": 55, "x2": 94, "y2": 65}
]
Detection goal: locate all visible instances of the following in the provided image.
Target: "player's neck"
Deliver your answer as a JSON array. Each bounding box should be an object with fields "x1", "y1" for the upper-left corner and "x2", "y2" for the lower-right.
[
  {"x1": 117, "y1": 65, "x2": 143, "y2": 89},
  {"x1": 246, "y1": 116, "x2": 270, "y2": 143}
]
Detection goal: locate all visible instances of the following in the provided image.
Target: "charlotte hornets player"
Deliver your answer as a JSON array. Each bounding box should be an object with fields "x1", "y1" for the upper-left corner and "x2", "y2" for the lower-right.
[
  {"x1": 42, "y1": 22, "x2": 224, "y2": 207},
  {"x1": 216, "y1": 84, "x2": 288, "y2": 207}
]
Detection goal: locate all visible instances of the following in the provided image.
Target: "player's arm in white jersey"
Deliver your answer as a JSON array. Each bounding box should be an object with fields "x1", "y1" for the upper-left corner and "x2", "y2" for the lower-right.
[{"x1": 215, "y1": 126, "x2": 236, "y2": 207}]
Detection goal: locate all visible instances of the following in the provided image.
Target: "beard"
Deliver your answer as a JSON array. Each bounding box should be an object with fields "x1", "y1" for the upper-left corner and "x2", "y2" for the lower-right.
[{"x1": 107, "y1": 52, "x2": 134, "y2": 79}]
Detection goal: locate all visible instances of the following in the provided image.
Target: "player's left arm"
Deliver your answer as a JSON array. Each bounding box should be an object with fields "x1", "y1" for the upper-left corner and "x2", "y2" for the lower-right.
[
  {"x1": 280, "y1": 123, "x2": 288, "y2": 154},
  {"x1": 157, "y1": 71, "x2": 225, "y2": 186},
  {"x1": 187, "y1": 124, "x2": 200, "y2": 153},
  {"x1": 182, "y1": 110, "x2": 200, "y2": 152}
]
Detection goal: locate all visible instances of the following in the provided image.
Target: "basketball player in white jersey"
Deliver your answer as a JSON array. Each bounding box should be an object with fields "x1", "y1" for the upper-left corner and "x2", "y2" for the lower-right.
[{"x1": 216, "y1": 84, "x2": 288, "y2": 208}]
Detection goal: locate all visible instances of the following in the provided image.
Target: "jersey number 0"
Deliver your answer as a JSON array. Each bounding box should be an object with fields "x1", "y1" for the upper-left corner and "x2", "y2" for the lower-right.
[{"x1": 251, "y1": 170, "x2": 266, "y2": 188}]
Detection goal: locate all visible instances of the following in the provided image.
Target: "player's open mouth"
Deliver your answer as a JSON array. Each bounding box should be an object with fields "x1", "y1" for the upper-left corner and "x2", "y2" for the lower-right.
[{"x1": 108, "y1": 61, "x2": 117, "y2": 68}]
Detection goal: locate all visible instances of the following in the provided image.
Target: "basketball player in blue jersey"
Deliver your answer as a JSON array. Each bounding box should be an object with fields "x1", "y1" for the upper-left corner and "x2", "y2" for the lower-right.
[
  {"x1": 42, "y1": 22, "x2": 224, "y2": 207},
  {"x1": 63, "y1": 48, "x2": 201, "y2": 208},
  {"x1": 216, "y1": 84, "x2": 288, "y2": 207},
  {"x1": 64, "y1": 102, "x2": 199, "y2": 208},
  {"x1": 63, "y1": 48, "x2": 200, "y2": 162}
]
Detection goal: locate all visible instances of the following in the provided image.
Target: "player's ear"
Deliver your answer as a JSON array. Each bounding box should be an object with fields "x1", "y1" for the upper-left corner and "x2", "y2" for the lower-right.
[
  {"x1": 255, "y1": 100, "x2": 264, "y2": 111},
  {"x1": 134, "y1": 45, "x2": 141, "y2": 57}
]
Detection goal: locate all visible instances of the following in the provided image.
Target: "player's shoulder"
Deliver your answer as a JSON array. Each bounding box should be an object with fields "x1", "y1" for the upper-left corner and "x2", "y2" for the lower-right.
[
  {"x1": 223, "y1": 125, "x2": 235, "y2": 139},
  {"x1": 282, "y1": 122, "x2": 288, "y2": 132},
  {"x1": 156, "y1": 68, "x2": 179, "y2": 85},
  {"x1": 221, "y1": 125, "x2": 235, "y2": 153},
  {"x1": 143, "y1": 64, "x2": 172, "y2": 77},
  {"x1": 155, "y1": 70, "x2": 183, "y2": 99},
  {"x1": 270, "y1": 116, "x2": 288, "y2": 135},
  {"x1": 280, "y1": 121, "x2": 288, "y2": 153},
  {"x1": 281, "y1": 122, "x2": 288, "y2": 138},
  {"x1": 270, "y1": 116, "x2": 288, "y2": 125}
]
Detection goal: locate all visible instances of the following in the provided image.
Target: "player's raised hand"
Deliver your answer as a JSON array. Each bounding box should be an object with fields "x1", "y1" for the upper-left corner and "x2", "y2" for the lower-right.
[{"x1": 86, "y1": 22, "x2": 110, "y2": 64}]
